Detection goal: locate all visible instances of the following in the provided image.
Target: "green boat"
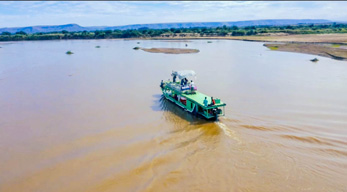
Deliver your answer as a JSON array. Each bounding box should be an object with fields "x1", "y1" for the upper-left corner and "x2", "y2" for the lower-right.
[{"x1": 160, "y1": 70, "x2": 226, "y2": 120}]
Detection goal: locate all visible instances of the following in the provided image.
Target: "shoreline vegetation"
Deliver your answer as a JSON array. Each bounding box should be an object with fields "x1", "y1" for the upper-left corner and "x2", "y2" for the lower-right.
[
  {"x1": 1, "y1": 23, "x2": 347, "y2": 60},
  {"x1": 2, "y1": 23, "x2": 347, "y2": 42}
]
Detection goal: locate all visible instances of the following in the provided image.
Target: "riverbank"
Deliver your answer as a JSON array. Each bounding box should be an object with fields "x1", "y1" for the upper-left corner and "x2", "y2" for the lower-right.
[
  {"x1": 2, "y1": 33, "x2": 346, "y2": 44},
  {"x1": 151, "y1": 34, "x2": 347, "y2": 44}
]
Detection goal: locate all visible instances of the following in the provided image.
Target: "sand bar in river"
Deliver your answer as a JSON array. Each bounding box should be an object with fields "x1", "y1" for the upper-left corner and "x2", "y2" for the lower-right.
[{"x1": 140, "y1": 47, "x2": 199, "y2": 54}]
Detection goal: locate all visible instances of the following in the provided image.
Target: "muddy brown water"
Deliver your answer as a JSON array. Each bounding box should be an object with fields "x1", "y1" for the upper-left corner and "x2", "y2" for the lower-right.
[{"x1": 0, "y1": 40, "x2": 346, "y2": 192}]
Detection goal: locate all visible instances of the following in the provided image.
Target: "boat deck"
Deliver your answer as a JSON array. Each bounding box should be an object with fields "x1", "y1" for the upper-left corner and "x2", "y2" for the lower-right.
[
  {"x1": 163, "y1": 81, "x2": 226, "y2": 109},
  {"x1": 182, "y1": 91, "x2": 226, "y2": 109}
]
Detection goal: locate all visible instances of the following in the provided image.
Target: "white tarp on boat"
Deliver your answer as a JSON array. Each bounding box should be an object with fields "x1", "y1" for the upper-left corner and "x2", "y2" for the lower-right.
[{"x1": 172, "y1": 70, "x2": 196, "y2": 79}]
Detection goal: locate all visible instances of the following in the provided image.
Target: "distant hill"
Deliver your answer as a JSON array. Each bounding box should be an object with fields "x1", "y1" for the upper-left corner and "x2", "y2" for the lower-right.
[
  {"x1": 0, "y1": 24, "x2": 84, "y2": 34},
  {"x1": 109, "y1": 19, "x2": 331, "y2": 30},
  {"x1": 0, "y1": 19, "x2": 333, "y2": 34}
]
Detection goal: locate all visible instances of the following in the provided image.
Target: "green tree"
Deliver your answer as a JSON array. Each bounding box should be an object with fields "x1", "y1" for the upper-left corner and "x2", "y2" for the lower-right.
[
  {"x1": 232, "y1": 30, "x2": 245, "y2": 36},
  {"x1": 246, "y1": 30, "x2": 257, "y2": 35},
  {"x1": 218, "y1": 30, "x2": 228, "y2": 36},
  {"x1": 105, "y1": 30, "x2": 112, "y2": 35},
  {"x1": 15, "y1": 31, "x2": 26, "y2": 35},
  {"x1": 1, "y1": 31, "x2": 11, "y2": 35}
]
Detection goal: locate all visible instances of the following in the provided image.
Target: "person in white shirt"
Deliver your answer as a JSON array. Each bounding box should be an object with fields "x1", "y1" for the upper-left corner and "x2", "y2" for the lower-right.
[{"x1": 190, "y1": 80, "x2": 195, "y2": 91}]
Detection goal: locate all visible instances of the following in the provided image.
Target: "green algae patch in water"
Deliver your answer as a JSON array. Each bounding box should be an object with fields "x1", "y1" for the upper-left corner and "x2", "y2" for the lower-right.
[{"x1": 268, "y1": 46, "x2": 279, "y2": 50}]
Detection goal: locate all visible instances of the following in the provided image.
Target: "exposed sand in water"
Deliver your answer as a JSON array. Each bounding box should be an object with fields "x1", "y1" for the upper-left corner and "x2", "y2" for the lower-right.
[
  {"x1": 237, "y1": 34, "x2": 347, "y2": 44},
  {"x1": 264, "y1": 43, "x2": 347, "y2": 61},
  {"x1": 159, "y1": 40, "x2": 192, "y2": 42},
  {"x1": 140, "y1": 47, "x2": 199, "y2": 54}
]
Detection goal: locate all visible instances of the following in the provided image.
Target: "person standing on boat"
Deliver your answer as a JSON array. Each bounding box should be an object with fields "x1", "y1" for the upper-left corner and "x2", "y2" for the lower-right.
[
  {"x1": 190, "y1": 80, "x2": 195, "y2": 90},
  {"x1": 203, "y1": 97, "x2": 208, "y2": 107},
  {"x1": 211, "y1": 97, "x2": 216, "y2": 105},
  {"x1": 173, "y1": 74, "x2": 177, "y2": 83},
  {"x1": 160, "y1": 80, "x2": 164, "y2": 88},
  {"x1": 184, "y1": 78, "x2": 188, "y2": 86},
  {"x1": 208, "y1": 97, "x2": 216, "y2": 106}
]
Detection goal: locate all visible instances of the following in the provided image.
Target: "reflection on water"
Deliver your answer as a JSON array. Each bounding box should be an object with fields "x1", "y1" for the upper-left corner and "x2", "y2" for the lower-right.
[{"x1": 0, "y1": 40, "x2": 346, "y2": 191}]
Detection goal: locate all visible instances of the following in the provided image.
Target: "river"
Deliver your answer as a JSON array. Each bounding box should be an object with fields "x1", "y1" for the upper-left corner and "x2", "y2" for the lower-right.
[{"x1": 0, "y1": 39, "x2": 346, "y2": 191}]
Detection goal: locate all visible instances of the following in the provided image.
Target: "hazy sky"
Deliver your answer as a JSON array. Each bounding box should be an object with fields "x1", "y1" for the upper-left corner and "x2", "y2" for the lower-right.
[{"x1": 0, "y1": 1, "x2": 346, "y2": 28}]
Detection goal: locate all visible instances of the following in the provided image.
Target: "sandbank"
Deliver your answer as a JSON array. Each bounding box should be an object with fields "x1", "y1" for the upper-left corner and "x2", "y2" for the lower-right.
[
  {"x1": 140, "y1": 48, "x2": 199, "y2": 54},
  {"x1": 264, "y1": 43, "x2": 347, "y2": 61}
]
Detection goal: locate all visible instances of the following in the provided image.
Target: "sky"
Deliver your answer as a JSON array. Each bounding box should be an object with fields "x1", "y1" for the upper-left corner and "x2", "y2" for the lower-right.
[{"x1": 0, "y1": 1, "x2": 347, "y2": 28}]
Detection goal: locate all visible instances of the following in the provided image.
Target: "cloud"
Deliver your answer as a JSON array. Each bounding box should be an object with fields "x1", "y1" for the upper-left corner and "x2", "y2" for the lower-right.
[{"x1": 0, "y1": 1, "x2": 346, "y2": 28}]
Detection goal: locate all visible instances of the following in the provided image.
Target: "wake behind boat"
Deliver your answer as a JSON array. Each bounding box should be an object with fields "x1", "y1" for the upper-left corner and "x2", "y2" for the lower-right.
[{"x1": 160, "y1": 70, "x2": 226, "y2": 120}]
